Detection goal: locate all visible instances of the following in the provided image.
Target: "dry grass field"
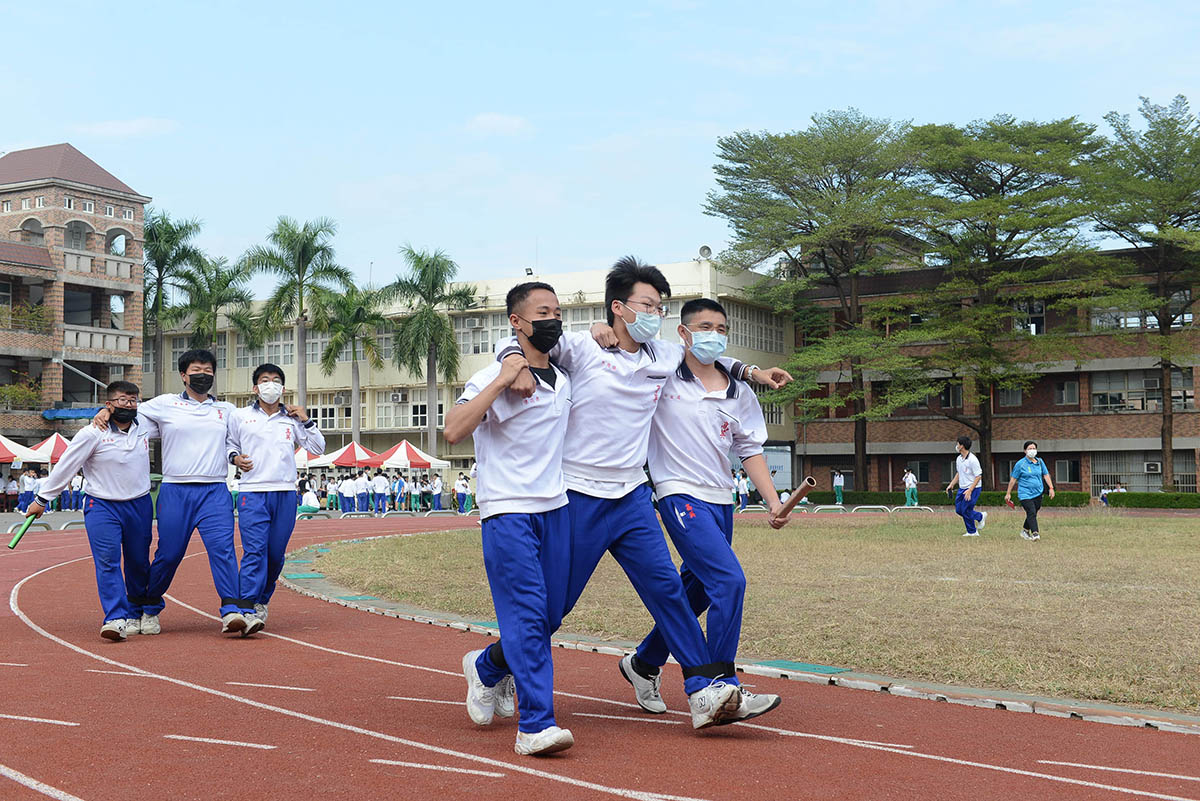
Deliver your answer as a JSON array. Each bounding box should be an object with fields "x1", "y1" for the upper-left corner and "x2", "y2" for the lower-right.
[{"x1": 314, "y1": 508, "x2": 1200, "y2": 713}]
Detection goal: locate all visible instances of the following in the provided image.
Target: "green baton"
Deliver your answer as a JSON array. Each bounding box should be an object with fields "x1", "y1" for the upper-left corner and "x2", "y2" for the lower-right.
[{"x1": 7, "y1": 515, "x2": 37, "y2": 550}]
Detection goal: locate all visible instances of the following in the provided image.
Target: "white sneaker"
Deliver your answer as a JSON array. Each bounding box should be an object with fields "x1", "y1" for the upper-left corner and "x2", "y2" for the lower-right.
[
  {"x1": 962, "y1": 531, "x2": 980, "y2": 537},
  {"x1": 716, "y1": 688, "x2": 781, "y2": 725},
  {"x1": 619, "y1": 654, "x2": 666, "y2": 714},
  {"x1": 494, "y1": 674, "x2": 516, "y2": 718},
  {"x1": 1020, "y1": 529, "x2": 1034, "y2": 541},
  {"x1": 1029, "y1": 532, "x2": 1041, "y2": 541},
  {"x1": 242, "y1": 614, "x2": 265, "y2": 637},
  {"x1": 125, "y1": 617, "x2": 141, "y2": 635},
  {"x1": 514, "y1": 725, "x2": 574, "y2": 756},
  {"x1": 462, "y1": 650, "x2": 496, "y2": 725},
  {"x1": 100, "y1": 620, "x2": 127, "y2": 641},
  {"x1": 977, "y1": 511, "x2": 988, "y2": 529},
  {"x1": 253, "y1": 603, "x2": 269, "y2": 624},
  {"x1": 688, "y1": 681, "x2": 741, "y2": 729},
  {"x1": 139, "y1": 614, "x2": 161, "y2": 635},
  {"x1": 221, "y1": 612, "x2": 247, "y2": 634}
]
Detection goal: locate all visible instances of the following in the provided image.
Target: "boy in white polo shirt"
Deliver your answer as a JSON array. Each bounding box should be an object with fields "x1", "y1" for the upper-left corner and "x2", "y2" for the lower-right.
[
  {"x1": 945, "y1": 434, "x2": 987, "y2": 536},
  {"x1": 371, "y1": 470, "x2": 390, "y2": 515},
  {"x1": 446, "y1": 281, "x2": 574, "y2": 756},
  {"x1": 28, "y1": 381, "x2": 157, "y2": 640},
  {"x1": 226, "y1": 363, "x2": 326, "y2": 634},
  {"x1": 354, "y1": 471, "x2": 370, "y2": 512}
]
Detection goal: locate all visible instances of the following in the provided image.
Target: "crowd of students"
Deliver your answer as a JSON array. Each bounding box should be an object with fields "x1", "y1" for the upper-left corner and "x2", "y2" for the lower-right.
[
  {"x1": 294, "y1": 469, "x2": 475, "y2": 515},
  {"x1": 5, "y1": 466, "x2": 86, "y2": 514}
]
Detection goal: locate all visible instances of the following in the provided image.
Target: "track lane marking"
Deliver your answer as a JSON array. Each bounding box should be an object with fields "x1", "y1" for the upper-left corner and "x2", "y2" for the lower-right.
[
  {"x1": 0, "y1": 713, "x2": 80, "y2": 727},
  {"x1": 0, "y1": 762, "x2": 87, "y2": 801},
  {"x1": 369, "y1": 759, "x2": 504, "y2": 778},
  {"x1": 573, "y1": 712, "x2": 683, "y2": 725},
  {"x1": 0, "y1": 662, "x2": 29, "y2": 667},
  {"x1": 163, "y1": 734, "x2": 276, "y2": 750},
  {"x1": 85, "y1": 669, "x2": 149, "y2": 677},
  {"x1": 226, "y1": 681, "x2": 315, "y2": 692},
  {"x1": 1039, "y1": 761, "x2": 1200, "y2": 783},
  {"x1": 388, "y1": 696, "x2": 463, "y2": 705}
]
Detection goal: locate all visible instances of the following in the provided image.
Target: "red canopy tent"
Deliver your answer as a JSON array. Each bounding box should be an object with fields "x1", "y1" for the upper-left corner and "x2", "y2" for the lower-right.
[
  {"x1": 306, "y1": 442, "x2": 379, "y2": 469},
  {"x1": 294, "y1": 447, "x2": 323, "y2": 469},
  {"x1": 363, "y1": 440, "x2": 450, "y2": 470},
  {"x1": 32, "y1": 433, "x2": 72, "y2": 463},
  {"x1": 0, "y1": 434, "x2": 43, "y2": 464}
]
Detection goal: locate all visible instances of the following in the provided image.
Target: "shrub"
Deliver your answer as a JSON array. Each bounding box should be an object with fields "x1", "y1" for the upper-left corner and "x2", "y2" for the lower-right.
[
  {"x1": 1106, "y1": 492, "x2": 1200, "y2": 509},
  {"x1": 0, "y1": 381, "x2": 42, "y2": 410},
  {"x1": 797, "y1": 490, "x2": 1090, "y2": 507}
]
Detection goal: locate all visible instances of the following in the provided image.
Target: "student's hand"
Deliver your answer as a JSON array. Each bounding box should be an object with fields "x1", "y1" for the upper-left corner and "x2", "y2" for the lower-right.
[
  {"x1": 234, "y1": 454, "x2": 254, "y2": 471},
  {"x1": 767, "y1": 503, "x2": 790, "y2": 529},
  {"x1": 285, "y1": 404, "x2": 309, "y2": 422},
  {"x1": 750, "y1": 367, "x2": 793, "y2": 389},
  {"x1": 502, "y1": 354, "x2": 535, "y2": 397},
  {"x1": 590, "y1": 322, "x2": 618, "y2": 348},
  {"x1": 26, "y1": 500, "x2": 45, "y2": 519},
  {"x1": 1048, "y1": 488, "x2": 1055, "y2": 500},
  {"x1": 92, "y1": 407, "x2": 111, "y2": 430},
  {"x1": 1004, "y1": 493, "x2": 1011, "y2": 503}
]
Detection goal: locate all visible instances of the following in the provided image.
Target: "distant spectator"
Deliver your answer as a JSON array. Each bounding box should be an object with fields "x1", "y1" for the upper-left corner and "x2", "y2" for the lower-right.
[
  {"x1": 832, "y1": 470, "x2": 845, "y2": 506},
  {"x1": 902, "y1": 468, "x2": 919, "y2": 506}
]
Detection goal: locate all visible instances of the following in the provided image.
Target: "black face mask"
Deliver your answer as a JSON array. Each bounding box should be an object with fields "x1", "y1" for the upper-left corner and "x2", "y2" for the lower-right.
[
  {"x1": 110, "y1": 407, "x2": 137, "y2": 424},
  {"x1": 186, "y1": 374, "x2": 214, "y2": 394},
  {"x1": 525, "y1": 318, "x2": 563, "y2": 353}
]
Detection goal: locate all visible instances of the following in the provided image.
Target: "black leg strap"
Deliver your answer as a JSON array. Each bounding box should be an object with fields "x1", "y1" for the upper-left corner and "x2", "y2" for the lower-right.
[{"x1": 681, "y1": 661, "x2": 737, "y2": 681}]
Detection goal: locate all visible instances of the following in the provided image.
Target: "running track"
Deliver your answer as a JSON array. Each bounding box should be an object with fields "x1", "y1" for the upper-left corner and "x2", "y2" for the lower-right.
[{"x1": 1, "y1": 518, "x2": 1198, "y2": 801}]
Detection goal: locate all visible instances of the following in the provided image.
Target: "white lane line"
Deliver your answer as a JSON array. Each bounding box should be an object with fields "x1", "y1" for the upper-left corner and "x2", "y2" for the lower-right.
[
  {"x1": 0, "y1": 762, "x2": 87, "y2": 801},
  {"x1": 16, "y1": 560, "x2": 713, "y2": 801},
  {"x1": 1040, "y1": 761, "x2": 1200, "y2": 783},
  {"x1": 369, "y1": 758, "x2": 504, "y2": 778},
  {"x1": 85, "y1": 669, "x2": 149, "y2": 677},
  {"x1": 387, "y1": 696, "x2": 463, "y2": 705},
  {"x1": 164, "y1": 734, "x2": 277, "y2": 750},
  {"x1": 573, "y1": 712, "x2": 683, "y2": 725},
  {"x1": 0, "y1": 713, "x2": 80, "y2": 727},
  {"x1": 226, "y1": 681, "x2": 315, "y2": 692},
  {"x1": 0, "y1": 662, "x2": 29, "y2": 667}
]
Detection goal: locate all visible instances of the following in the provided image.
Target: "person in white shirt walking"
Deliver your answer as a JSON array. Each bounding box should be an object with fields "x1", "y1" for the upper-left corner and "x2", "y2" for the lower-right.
[
  {"x1": 945, "y1": 434, "x2": 987, "y2": 536},
  {"x1": 736, "y1": 470, "x2": 750, "y2": 510},
  {"x1": 902, "y1": 467, "x2": 919, "y2": 506},
  {"x1": 832, "y1": 470, "x2": 845, "y2": 505},
  {"x1": 446, "y1": 281, "x2": 575, "y2": 755},
  {"x1": 354, "y1": 471, "x2": 370, "y2": 513},
  {"x1": 95, "y1": 348, "x2": 249, "y2": 634},
  {"x1": 28, "y1": 381, "x2": 157, "y2": 641},
  {"x1": 431, "y1": 474, "x2": 444, "y2": 510},
  {"x1": 408, "y1": 474, "x2": 421, "y2": 510},
  {"x1": 337, "y1": 473, "x2": 356, "y2": 515},
  {"x1": 227, "y1": 363, "x2": 326, "y2": 633},
  {"x1": 16, "y1": 468, "x2": 36, "y2": 514},
  {"x1": 371, "y1": 471, "x2": 390, "y2": 515},
  {"x1": 69, "y1": 472, "x2": 84, "y2": 512},
  {"x1": 454, "y1": 473, "x2": 469, "y2": 513}
]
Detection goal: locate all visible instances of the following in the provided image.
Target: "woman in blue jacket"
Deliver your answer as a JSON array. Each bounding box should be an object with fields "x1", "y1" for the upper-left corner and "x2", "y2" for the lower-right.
[{"x1": 1004, "y1": 440, "x2": 1055, "y2": 541}]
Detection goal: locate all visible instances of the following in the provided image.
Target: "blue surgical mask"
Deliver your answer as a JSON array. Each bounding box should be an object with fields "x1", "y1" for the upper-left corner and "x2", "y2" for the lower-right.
[
  {"x1": 687, "y1": 330, "x2": 727, "y2": 364},
  {"x1": 621, "y1": 303, "x2": 662, "y2": 343}
]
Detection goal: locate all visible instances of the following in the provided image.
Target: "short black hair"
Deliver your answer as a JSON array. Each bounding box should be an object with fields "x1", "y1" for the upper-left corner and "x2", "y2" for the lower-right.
[
  {"x1": 1023, "y1": 440, "x2": 1037, "y2": 450},
  {"x1": 605, "y1": 256, "x2": 671, "y2": 326},
  {"x1": 106, "y1": 380, "x2": 139, "y2": 399},
  {"x1": 680, "y1": 298, "x2": 726, "y2": 325},
  {"x1": 957, "y1": 435, "x2": 972, "y2": 451},
  {"x1": 253, "y1": 363, "x2": 285, "y2": 385},
  {"x1": 506, "y1": 281, "x2": 557, "y2": 316},
  {"x1": 178, "y1": 348, "x2": 217, "y2": 373}
]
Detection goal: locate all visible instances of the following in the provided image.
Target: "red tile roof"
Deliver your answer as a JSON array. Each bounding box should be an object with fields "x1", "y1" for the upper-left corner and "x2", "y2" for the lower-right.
[
  {"x1": 0, "y1": 143, "x2": 139, "y2": 196},
  {"x1": 0, "y1": 239, "x2": 54, "y2": 269}
]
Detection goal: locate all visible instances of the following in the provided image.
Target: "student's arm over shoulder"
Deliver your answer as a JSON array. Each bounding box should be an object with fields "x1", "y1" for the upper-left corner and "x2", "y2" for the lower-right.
[
  {"x1": 135, "y1": 393, "x2": 173, "y2": 422},
  {"x1": 552, "y1": 329, "x2": 598, "y2": 371}
]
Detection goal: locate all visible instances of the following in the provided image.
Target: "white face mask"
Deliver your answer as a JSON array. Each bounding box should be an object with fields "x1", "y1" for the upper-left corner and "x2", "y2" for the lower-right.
[
  {"x1": 257, "y1": 381, "x2": 284, "y2": 404},
  {"x1": 1026, "y1": 448, "x2": 1037, "y2": 459}
]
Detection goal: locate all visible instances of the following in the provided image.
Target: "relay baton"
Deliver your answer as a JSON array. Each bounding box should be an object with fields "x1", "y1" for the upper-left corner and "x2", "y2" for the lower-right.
[
  {"x1": 775, "y1": 476, "x2": 818, "y2": 519},
  {"x1": 1005, "y1": 497, "x2": 1015, "y2": 510},
  {"x1": 8, "y1": 515, "x2": 37, "y2": 550}
]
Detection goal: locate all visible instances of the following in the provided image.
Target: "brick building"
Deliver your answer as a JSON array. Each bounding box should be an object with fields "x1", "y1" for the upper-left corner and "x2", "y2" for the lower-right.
[
  {"x1": 0, "y1": 144, "x2": 148, "y2": 443},
  {"x1": 798, "y1": 263, "x2": 1199, "y2": 496}
]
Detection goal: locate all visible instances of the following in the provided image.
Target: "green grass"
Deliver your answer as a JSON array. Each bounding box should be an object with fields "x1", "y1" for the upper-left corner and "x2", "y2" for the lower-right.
[{"x1": 313, "y1": 509, "x2": 1200, "y2": 714}]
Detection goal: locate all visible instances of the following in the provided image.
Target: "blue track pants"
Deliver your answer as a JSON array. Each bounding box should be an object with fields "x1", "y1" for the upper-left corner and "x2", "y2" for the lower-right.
[
  {"x1": 237, "y1": 490, "x2": 298, "y2": 606},
  {"x1": 83, "y1": 494, "x2": 153, "y2": 624},
  {"x1": 955, "y1": 486, "x2": 983, "y2": 534}
]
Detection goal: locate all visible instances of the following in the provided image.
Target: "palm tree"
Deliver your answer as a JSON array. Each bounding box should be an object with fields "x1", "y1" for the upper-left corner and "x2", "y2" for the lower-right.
[
  {"x1": 309, "y1": 285, "x2": 395, "y2": 443},
  {"x1": 143, "y1": 210, "x2": 204, "y2": 396},
  {"x1": 169, "y1": 256, "x2": 258, "y2": 351},
  {"x1": 241, "y1": 217, "x2": 351, "y2": 407},
  {"x1": 391, "y1": 246, "x2": 476, "y2": 457}
]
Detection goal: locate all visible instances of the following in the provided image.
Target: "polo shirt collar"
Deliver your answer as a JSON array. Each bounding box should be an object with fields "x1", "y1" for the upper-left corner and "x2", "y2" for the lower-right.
[{"x1": 675, "y1": 359, "x2": 738, "y2": 399}]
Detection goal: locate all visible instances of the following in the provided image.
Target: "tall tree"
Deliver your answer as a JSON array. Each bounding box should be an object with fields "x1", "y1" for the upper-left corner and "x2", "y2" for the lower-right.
[
  {"x1": 875, "y1": 115, "x2": 1102, "y2": 489},
  {"x1": 1087, "y1": 96, "x2": 1200, "y2": 490},
  {"x1": 169, "y1": 255, "x2": 258, "y2": 352},
  {"x1": 309, "y1": 285, "x2": 395, "y2": 444},
  {"x1": 242, "y1": 217, "x2": 352, "y2": 407},
  {"x1": 705, "y1": 109, "x2": 917, "y2": 488},
  {"x1": 142, "y1": 210, "x2": 203, "y2": 396},
  {"x1": 391, "y1": 246, "x2": 476, "y2": 457}
]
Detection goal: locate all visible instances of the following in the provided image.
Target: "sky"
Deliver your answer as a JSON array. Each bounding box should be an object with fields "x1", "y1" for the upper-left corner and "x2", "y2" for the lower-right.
[{"x1": 3, "y1": 0, "x2": 1198, "y2": 296}]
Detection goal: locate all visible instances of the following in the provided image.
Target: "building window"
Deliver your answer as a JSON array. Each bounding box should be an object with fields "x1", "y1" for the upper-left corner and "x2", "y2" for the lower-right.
[
  {"x1": 754, "y1": 384, "x2": 784, "y2": 425},
  {"x1": 997, "y1": 388, "x2": 1022, "y2": 407},
  {"x1": 214, "y1": 332, "x2": 227, "y2": 368},
  {"x1": 21, "y1": 199, "x2": 30, "y2": 210},
  {"x1": 1092, "y1": 290, "x2": 1194, "y2": 330},
  {"x1": 64, "y1": 197, "x2": 75, "y2": 210},
  {"x1": 170, "y1": 336, "x2": 188, "y2": 366},
  {"x1": 1, "y1": 201, "x2": 9, "y2": 213},
  {"x1": 411, "y1": 388, "x2": 444, "y2": 428},
  {"x1": 105, "y1": 205, "x2": 114, "y2": 217},
  {"x1": 1055, "y1": 459, "x2": 1081, "y2": 484},
  {"x1": 143, "y1": 339, "x2": 154, "y2": 375},
  {"x1": 35, "y1": 196, "x2": 45, "y2": 208},
  {"x1": 376, "y1": 324, "x2": 394, "y2": 361},
  {"x1": 906, "y1": 460, "x2": 930, "y2": 483},
  {"x1": 236, "y1": 337, "x2": 265, "y2": 369},
  {"x1": 939, "y1": 384, "x2": 962, "y2": 409},
  {"x1": 122, "y1": 208, "x2": 134, "y2": 220},
  {"x1": 727, "y1": 301, "x2": 786, "y2": 354},
  {"x1": 265, "y1": 329, "x2": 294, "y2": 365},
  {"x1": 83, "y1": 200, "x2": 94, "y2": 213},
  {"x1": 1091, "y1": 369, "x2": 1194, "y2": 412},
  {"x1": 1054, "y1": 380, "x2": 1079, "y2": 405}
]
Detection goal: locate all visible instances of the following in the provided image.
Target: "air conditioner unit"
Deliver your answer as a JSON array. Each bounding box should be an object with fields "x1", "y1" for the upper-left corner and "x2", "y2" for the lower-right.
[
  {"x1": 1144, "y1": 461, "x2": 1162, "y2": 474},
  {"x1": 1143, "y1": 378, "x2": 1160, "y2": 389},
  {"x1": 465, "y1": 317, "x2": 483, "y2": 329},
  {"x1": 332, "y1": 393, "x2": 348, "y2": 406},
  {"x1": 390, "y1": 390, "x2": 408, "y2": 404}
]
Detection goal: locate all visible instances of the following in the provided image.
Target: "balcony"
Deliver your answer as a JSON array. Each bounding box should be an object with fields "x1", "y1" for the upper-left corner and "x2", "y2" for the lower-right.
[
  {"x1": 62, "y1": 323, "x2": 137, "y2": 361},
  {"x1": 61, "y1": 248, "x2": 137, "y2": 283}
]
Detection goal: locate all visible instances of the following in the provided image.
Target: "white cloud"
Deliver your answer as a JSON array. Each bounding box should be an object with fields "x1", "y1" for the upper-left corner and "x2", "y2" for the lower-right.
[
  {"x1": 72, "y1": 117, "x2": 180, "y2": 138},
  {"x1": 465, "y1": 112, "x2": 533, "y2": 137}
]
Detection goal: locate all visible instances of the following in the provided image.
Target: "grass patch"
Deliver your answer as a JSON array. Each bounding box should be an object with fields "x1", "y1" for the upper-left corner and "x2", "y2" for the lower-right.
[{"x1": 313, "y1": 509, "x2": 1200, "y2": 714}]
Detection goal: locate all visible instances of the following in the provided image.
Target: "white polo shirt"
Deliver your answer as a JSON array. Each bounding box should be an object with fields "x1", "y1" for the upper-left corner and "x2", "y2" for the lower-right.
[
  {"x1": 138, "y1": 392, "x2": 237, "y2": 483},
  {"x1": 226, "y1": 402, "x2": 326, "y2": 493},
  {"x1": 903, "y1": 472, "x2": 918, "y2": 489},
  {"x1": 372, "y1": 474, "x2": 389, "y2": 494},
  {"x1": 432, "y1": 477, "x2": 443, "y2": 494},
  {"x1": 354, "y1": 475, "x2": 369, "y2": 495},
  {"x1": 956, "y1": 452, "x2": 982, "y2": 489},
  {"x1": 36, "y1": 419, "x2": 157, "y2": 503},
  {"x1": 497, "y1": 332, "x2": 750, "y2": 499},
  {"x1": 20, "y1": 473, "x2": 36, "y2": 492},
  {"x1": 71, "y1": 474, "x2": 83, "y2": 491},
  {"x1": 338, "y1": 477, "x2": 356, "y2": 496},
  {"x1": 648, "y1": 361, "x2": 767, "y2": 505},
  {"x1": 456, "y1": 360, "x2": 571, "y2": 518}
]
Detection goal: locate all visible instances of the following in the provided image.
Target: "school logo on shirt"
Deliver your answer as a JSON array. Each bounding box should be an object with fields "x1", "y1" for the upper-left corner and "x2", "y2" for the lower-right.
[
  {"x1": 217, "y1": 409, "x2": 224, "y2": 420},
  {"x1": 284, "y1": 427, "x2": 293, "y2": 440},
  {"x1": 719, "y1": 421, "x2": 730, "y2": 440}
]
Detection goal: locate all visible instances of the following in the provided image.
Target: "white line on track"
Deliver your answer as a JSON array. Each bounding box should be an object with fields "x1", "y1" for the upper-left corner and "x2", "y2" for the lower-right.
[
  {"x1": 1039, "y1": 761, "x2": 1200, "y2": 783},
  {"x1": 369, "y1": 758, "x2": 505, "y2": 778},
  {"x1": 0, "y1": 762, "x2": 87, "y2": 801},
  {"x1": 573, "y1": 712, "x2": 683, "y2": 725},
  {"x1": 387, "y1": 696, "x2": 463, "y2": 705},
  {"x1": 0, "y1": 713, "x2": 79, "y2": 727},
  {"x1": 84, "y1": 669, "x2": 149, "y2": 677},
  {"x1": 226, "y1": 681, "x2": 314, "y2": 692},
  {"x1": 164, "y1": 734, "x2": 277, "y2": 750},
  {"x1": 0, "y1": 662, "x2": 29, "y2": 667}
]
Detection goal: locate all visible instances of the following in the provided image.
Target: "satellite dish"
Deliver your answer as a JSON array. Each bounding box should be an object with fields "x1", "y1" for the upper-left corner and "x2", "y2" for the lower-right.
[{"x1": 699, "y1": 245, "x2": 712, "y2": 259}]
